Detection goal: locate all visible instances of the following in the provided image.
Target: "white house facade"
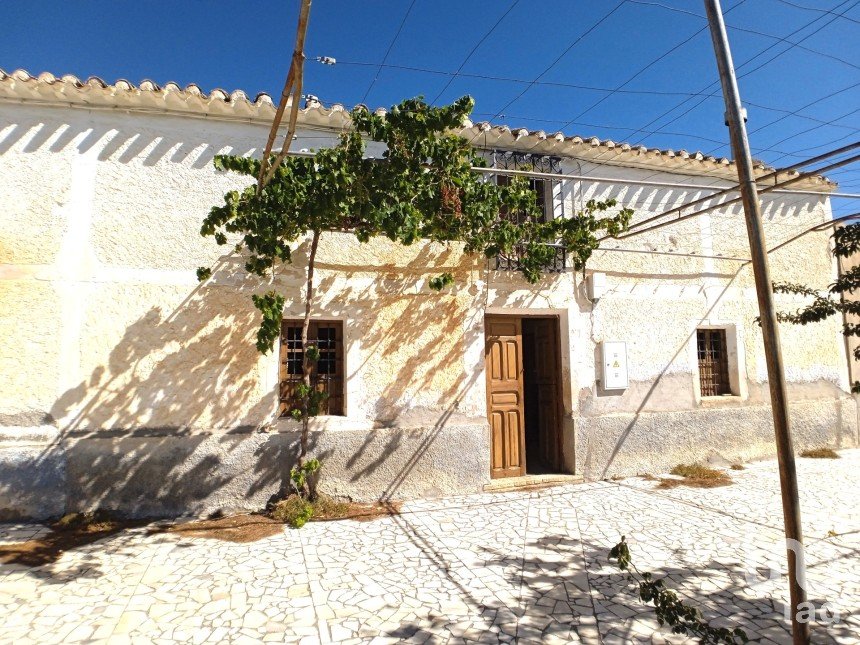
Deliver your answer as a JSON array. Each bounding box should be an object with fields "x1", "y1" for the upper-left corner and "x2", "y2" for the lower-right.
[{"x1": 0, "y1": 69, "x2": 855, "y2": 519}]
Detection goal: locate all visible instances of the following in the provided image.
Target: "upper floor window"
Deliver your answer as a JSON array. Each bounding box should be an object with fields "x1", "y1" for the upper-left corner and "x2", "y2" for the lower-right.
[
  {"x1": 280, "y1": 320, "x2": 345, "y2": 416},
  {"x1": 490, "y1": 151, "x2": 566, "y2": 273}
]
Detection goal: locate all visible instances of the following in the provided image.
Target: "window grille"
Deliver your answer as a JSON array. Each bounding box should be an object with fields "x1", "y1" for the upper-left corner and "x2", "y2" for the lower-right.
[
  {"x1": 279, "y1": 320, "x2": 345, "y2": 416},
  {"x1": 697, "y1": 329, "x2": 732, "y2": 396},
  {"x1": 489, "y1": 151, "x2": 566, "y2": 272}
]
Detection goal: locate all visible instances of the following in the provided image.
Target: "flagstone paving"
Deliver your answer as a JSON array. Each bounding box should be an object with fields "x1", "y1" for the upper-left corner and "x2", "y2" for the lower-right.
[{"x1": 1, "y1": 450, "x2": 858, "y2": 644}]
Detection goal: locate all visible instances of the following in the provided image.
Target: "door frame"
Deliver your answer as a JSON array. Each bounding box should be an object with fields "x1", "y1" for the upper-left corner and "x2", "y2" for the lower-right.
[{"x1": 484, "y1": 313, "x2": 565, "y2": 478}]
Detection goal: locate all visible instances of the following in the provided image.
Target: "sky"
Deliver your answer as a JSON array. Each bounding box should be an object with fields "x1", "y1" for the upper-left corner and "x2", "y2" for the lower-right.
[{"x1": 1, "y1": 0, "x2": 858, "y2": 215}]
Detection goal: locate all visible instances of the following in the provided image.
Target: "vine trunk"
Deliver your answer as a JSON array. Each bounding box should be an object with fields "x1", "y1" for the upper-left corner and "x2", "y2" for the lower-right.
[{"x1": 299, "y1": 230, "x2": 321, "y2": 498}]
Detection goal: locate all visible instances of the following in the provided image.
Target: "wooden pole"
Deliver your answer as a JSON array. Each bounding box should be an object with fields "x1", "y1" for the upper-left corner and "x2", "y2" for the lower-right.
[
  {"x1": 703, "y1": 1, "x2": 809, "y2": 643},
  {"x1": 257, "y1": 0, "x2": 313, "y2": 191}
]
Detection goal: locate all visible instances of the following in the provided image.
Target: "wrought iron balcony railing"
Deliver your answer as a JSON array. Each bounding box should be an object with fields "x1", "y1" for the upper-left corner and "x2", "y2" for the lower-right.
[{"x1": 495, "y1": 243, "x2": 567, "y2": 273}]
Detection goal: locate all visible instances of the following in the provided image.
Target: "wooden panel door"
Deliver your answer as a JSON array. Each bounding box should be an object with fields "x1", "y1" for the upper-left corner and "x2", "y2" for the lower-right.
[
  {"x1": 533, "y1": 318, "x2": 562, "y2": 471},
  {"x1": 485, "y1": 316, "x2": 526, "y2": 478}
]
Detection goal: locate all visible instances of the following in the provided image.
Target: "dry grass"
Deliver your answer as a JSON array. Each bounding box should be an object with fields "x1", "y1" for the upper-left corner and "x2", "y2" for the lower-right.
[
  {"x1": 311, "y1": 495, "x2": 401, "y2": 522},
  {"x1": 657, "y1": 464, "x2": 733, "y2": 489},
  {"x1": 271, "y1": 494, "x2": 401, "y2": 527},
  {"x1": 800, "y1": 448, "x2": 839, "y2": 459},
  {"x1": 730, "y1": 464, "x2": 745, "y2": 471}
]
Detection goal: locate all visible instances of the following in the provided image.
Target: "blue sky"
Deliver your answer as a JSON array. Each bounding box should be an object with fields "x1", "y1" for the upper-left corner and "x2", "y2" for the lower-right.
[{"x1": 1, "y1": 1, "x2": 858, "y2": 213}]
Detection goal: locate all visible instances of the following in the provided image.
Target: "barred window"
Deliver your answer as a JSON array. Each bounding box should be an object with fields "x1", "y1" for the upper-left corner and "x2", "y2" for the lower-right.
[
  {"x1": 697, "y1": 329, "x2": 732, "y2": 396},
  {"x1": 496, "y1": 173, "x2": 550, "y2": 223},
  {"x1": 490, "y1": 151, "x2": 565, "y2": 273},
  {"x1": 279, "y1": 320, "x2": 345, "y2": 416}
]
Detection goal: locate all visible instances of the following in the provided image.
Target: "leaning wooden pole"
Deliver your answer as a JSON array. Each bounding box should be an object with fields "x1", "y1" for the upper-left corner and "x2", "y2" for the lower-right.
[
  {"x1": 257, "y1": 0, "x2": 313, "y2": 191},
  {"x1": 703, "y1": 1, "x2": 809, "y2": 643}
]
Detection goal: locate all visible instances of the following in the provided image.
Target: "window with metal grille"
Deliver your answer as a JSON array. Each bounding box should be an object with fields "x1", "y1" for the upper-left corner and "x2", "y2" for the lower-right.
[
  {"x1": 279, "y1": 320, "x2": 344, "y2": 416},
  {"x1": 496, "y1": 174, "x2": 549, "y2": 224},
  {"x1": 491, "y1": 151, "x2": 566, "y2": 273},
  {"x1": 697, "y1": 329, "x2": 732, "y2": 396}
]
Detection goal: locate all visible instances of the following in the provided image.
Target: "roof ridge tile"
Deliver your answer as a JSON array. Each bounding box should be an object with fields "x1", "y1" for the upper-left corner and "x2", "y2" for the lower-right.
[{"x1": 0, "y1": 67, "x2": 835, "y2": 188}]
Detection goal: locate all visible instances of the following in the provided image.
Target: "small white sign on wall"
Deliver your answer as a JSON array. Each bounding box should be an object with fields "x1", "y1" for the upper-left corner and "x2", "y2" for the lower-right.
[{"x1": 601, "y1": 341, "x2": 629, "y2": 390}]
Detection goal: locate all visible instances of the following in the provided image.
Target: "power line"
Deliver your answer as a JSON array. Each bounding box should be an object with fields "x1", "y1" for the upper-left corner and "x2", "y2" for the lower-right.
[
  {"x1": 430, "y1": 0, "x2": 521, "y2": 104},
  {"x1": 734, "y1": 0, "x2": 860, "y2": 81},
  {"x1": 555, "y1": 1, "x2": 747, "y2": 131},
  {"x1": 772, "y1": 0, "x2": 860, "y2": 25},
  {"x1": 336, "y1": 59, "x2": 720, "y2": 98},
  {"x1": 608, "y1": 151, "x2": 860, "y2": 241},
  {"x1": 472, "y1": 111, "x2": 730, "y2": 145},
  {"x1": 698, "y1": 81, "x2": 860, "y2": 161},
  {"x1": 751, "y1": 107, "x2": 860, "y2": 160},
  {"x1": 326, "y1": 58, "x2": 851, "y2": 136},
  {"x1": 769, "y1": 130, "x2": 860, "y2": 163},
  {"x1": 624, "y1": 0, "x2": 858, "y2": 149},
  {"x1": 628, "y1": 0, "x2": 860, "y2": 70},
  {"x1": 747, "y1": 83, "x2": 860, "y2": 140},
  {"x1": 487, "y1": 1, "x2": 628, "y2": 122},
  {"x1": 360, "y1": 0, "x2": 417, "y2": 105},
  {"x1": 469, "y1": 110, "x2": 839, "y2": 160}
]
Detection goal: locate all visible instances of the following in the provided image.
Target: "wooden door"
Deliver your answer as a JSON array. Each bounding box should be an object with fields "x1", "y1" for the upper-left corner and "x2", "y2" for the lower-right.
[
  {"x1": 485, "y1": 316, "x2": 526, "y2": 478},
  {"x1": 533, "y1": 319, "x2": 562, "y2": 470}
]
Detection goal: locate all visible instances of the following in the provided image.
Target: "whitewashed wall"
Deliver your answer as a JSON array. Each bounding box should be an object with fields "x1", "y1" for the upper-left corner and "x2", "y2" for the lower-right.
[{"x1": 0, "y1": 102, "x2": 854, "y2": 517}]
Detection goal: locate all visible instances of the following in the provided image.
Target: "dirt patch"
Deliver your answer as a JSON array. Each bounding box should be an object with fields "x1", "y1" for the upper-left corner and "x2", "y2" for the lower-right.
[
  {"x1": 0, "y1": 512, "x2": 145, "y2": 567},
  {"x1": 151, "y1": 498, "x2": 402, "y2": 541},
  {"x1": 151, "y1": 513, "x2": 284, "y2": 543},
  {"x1": 657, "y1": 463, "x2": 733, "y2": 489},
  {"x1": 317, "y1": 499, "x2": 401, "y2": 523},
  {"x1": 800, "y1": 448, "x2": 839, "y2": 459}
]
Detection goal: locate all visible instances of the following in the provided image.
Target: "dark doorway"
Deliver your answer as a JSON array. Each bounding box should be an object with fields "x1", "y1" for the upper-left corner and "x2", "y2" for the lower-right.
[{"x1": 521, "y1": 317, "x2": 564, "y2": 474}]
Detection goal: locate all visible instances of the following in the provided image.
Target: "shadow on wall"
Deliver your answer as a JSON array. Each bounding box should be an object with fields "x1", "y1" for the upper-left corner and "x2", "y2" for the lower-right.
[
  {"x1": 0, "y1": 237, "x2": 493, "y2": 518},
  {"x1": 581, "y1": 267, "x2": 744, "y2": 480},
  {"x1": 0, "y1": 116, "x2": 258, "y2": 169},
  {"x1": 0, "y1": 110, "x2": 491, "y2": 516},
  {"x1": 0, "y1": 111, "x2": 497, "y2": 517},
  {"x1": 274, "y1": 241, "x2": 490, "y2": 501},
  {"x1": 0, "y1": 260, "x2": 306, "y2": 518},
  {"x1": 578, "y1": 260, "x2": 857, "y2": 479},
  {"x1": 587, "y1": 181, "x2": 820, "y2": 234}
]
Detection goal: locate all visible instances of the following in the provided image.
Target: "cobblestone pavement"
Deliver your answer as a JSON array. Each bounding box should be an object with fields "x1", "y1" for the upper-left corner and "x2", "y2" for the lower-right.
[{"x1": 1, "y1": 450, "x2": 858, "y2": 644}]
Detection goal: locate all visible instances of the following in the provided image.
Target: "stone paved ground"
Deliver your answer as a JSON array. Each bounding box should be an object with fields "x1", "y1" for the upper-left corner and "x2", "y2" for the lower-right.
[{"x1": 1, "y1": 450, "x2": 858, "y2": 644}]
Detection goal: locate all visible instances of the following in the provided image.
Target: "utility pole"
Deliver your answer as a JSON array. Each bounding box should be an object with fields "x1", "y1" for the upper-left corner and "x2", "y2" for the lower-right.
[{"x1": 703, "y1": 2, "x2": 809, "y2": 644}]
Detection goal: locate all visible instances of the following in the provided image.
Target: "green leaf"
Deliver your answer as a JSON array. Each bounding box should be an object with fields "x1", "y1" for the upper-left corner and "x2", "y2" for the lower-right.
[
  {"x1": 250, "y1": 291, "x2": 285, "y2": 354},
  {"x1": 202, "y1": 95, "x2": 634, "y2": 364},
  {"x1": 428, "y1": 273, "x2": 455, "y2": 291}
]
